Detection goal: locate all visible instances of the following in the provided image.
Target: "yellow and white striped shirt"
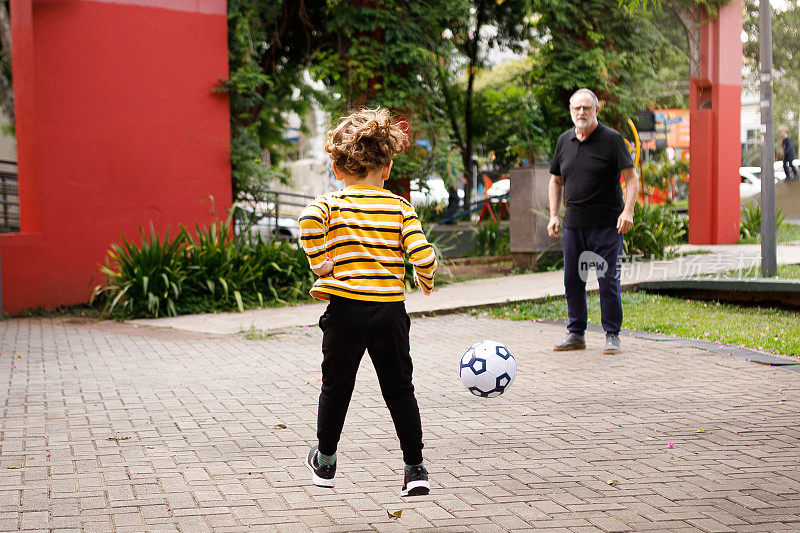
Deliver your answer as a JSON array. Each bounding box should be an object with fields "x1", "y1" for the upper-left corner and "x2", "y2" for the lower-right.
[{"x1": 298, "y1": 184, "x2": 437, "y2": 302}]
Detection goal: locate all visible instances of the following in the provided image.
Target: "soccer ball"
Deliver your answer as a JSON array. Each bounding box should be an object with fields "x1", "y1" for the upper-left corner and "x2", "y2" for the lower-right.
[{"x1": 459, "y1": 340, "x2": 516, "y2": 397}]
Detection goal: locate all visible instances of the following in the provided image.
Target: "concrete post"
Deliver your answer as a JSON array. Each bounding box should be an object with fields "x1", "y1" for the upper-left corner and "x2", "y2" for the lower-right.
[{"x1": 509, "y1": 165, "x2": 557, "y2": 271}]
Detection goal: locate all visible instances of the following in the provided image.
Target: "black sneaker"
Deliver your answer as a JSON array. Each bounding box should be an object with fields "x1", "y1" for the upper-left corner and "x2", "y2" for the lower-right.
[
  {"x1": 401, "y1": 464, "x2": 430, "y2": 497},
  {"x1": 306, "y1": 446, "x2": 335, "y2": 487}
]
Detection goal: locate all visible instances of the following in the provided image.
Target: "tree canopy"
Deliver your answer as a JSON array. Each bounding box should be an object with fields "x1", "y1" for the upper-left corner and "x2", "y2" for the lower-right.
[
  {"x1": 743, "y1": 0, "x2": 800, "y2": 146},
  {"x1": 0, "y1": 0, "x2": 735, "y2": 199}
]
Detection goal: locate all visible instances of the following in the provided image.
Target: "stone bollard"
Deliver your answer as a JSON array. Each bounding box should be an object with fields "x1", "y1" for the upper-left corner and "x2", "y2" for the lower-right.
[{"x1": 509, "y1": 165, "x2": 560, "y2": 271}]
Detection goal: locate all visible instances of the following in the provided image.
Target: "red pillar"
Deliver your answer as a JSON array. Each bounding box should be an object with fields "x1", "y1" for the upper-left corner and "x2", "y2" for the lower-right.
[
  {"x1": 688, "y1": 0, "x2": 743, "y2": 244},
  {"x1": 0, "y1": 0, "x2": 231, "y2": 313}
]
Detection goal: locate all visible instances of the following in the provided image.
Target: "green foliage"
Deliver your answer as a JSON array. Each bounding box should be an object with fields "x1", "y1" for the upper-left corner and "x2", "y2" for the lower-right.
[
  {"x1": 413, "y1": 200, "x2": 445, "y2": 227},
  {"x1": 91, "y1": 225, "x2": 186, "y2": 318},
  {"x1": 677, "y1": 215, "x2": 690, "y2": 244},
  {"x1": 468, "y1": 221, "x2": 510, "y2": 257},
  {"x1": 624, "y1": 202, "x2": 686, "y2": 259},
  {"x1": 312, "y1": 0, "x2": 466, "y2": 191},
  {"x1": 182, "y1": 220, "x2": 254, "y2": 306},
  {"x1": 743, "y1": 0, "x2": 800, "y2": 148},
  {"x1": 640, "y1": 156, "x2": 689, "y2": 201},
  {"x1": 529, "y1": 0, "x2": 667, "y2": 146},
  {"x1": 472, "y1": 58, "x2": 547, "y2": 167},
  {"x1": 435, "y1": 0, "x2": 532, "y2": 206},
  {"x1": 618, "y1": 0, "x2": 730, "y2": 16},
  {"x1": 740, "y1": 200, "x2": 785, "y2": 243},
  {"x1": 224, "y1": 1, "x2": 324, "y2": 199},
  {"x1": 92, "y1": 218, "x2": 315, "y2": 319}
]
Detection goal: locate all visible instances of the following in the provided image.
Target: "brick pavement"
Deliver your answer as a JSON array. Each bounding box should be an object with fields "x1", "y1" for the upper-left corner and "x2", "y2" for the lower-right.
[{"x1": 1, "y1": 315, "x2": 799, "y2": 532}]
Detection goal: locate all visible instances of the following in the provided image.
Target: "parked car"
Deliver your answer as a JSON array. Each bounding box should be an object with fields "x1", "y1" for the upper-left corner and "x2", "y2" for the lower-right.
[
  {"x1": 739, "y1": 161, "x2": 799, "y2": 198},
  {"x1": 486, "y1": 178, "x2": 510, "y2": 198},
  {"x1": 739, "y1": 168, "x2": 761, "y2": 198},
  {"x1": 410, "y1": 176, "x2": 463, "y2": 206},
  {"x1": 235, "y1": 205, "x2": 301, "y2": 240}
]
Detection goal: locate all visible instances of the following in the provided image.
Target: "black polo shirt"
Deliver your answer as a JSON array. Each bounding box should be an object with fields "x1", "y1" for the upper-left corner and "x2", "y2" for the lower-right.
[{"x1": 549, "y1": 122, "x2": 634, "y2": 229}]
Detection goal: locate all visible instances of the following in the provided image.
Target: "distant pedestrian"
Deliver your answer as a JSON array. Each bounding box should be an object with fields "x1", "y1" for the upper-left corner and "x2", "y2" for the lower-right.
[
  {"x1": 298, "y1": 107, "x2": 437, "y2": 496},
  {"x1": 779, "y1": 125, "x2": 798, "y2": 181},
  {"x1": 547, "y1": 88, "x2": 640, "y2": 354}
]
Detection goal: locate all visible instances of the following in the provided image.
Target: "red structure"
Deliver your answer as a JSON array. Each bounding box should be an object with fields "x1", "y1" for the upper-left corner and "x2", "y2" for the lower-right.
[
  {"x1": 687, "y1": 0, "x2": 743, "y2": 244},
  {"x1": 0, "y1": 0, "x2": 231, "y2": 314}
]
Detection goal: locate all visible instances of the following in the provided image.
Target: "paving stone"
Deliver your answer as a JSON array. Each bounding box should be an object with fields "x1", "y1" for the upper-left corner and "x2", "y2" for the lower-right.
[{"x1": 1, "y1": 315, "x2": 799, "y2": 531}]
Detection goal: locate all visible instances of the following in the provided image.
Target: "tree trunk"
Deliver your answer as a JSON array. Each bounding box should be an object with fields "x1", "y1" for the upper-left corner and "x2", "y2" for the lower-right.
[{"x1": 460, "y1": 0, "x2": 487, "y2": 211}]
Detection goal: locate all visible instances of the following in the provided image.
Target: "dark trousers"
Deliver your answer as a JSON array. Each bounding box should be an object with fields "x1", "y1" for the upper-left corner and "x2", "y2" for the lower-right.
[
  {"x1": 783, "y1": 158, "x2": 798, "y2": 181},
  {"x1": 317, "y1": 296, "x2": 424, "y2": 466},
  {"x1": 563, "y1": 226, "x2": 623, "y2": 336}
]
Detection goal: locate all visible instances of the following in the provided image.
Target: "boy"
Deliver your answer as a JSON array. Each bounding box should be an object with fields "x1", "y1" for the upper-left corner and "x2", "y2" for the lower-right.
[
  {"x1": 299, "y1": 107, "x2": 437, "y2": 496},
  {"x1": 779, "y1": 125, "x2": 798, "y2": 181}
]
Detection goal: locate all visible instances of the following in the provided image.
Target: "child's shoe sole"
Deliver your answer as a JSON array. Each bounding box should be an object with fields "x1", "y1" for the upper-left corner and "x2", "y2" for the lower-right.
[
  {"x1": 305, "y1": 446, "x2": 335, "y2": 488},
  {"x1": 401, "y1": 480, "x2": 430, "y2": 497}
]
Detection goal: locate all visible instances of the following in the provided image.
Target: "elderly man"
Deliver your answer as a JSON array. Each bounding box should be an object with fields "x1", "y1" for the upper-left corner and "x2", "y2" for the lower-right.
[{"x1": 547, "y1": 88, "x2": 639, "y2": 354}]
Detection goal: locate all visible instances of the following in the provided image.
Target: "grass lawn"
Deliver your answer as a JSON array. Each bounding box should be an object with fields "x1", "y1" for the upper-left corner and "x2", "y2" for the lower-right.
[
  {"x1": 489, "y1": 292, "x2": 800, "y2": 357},
  {"x1": 778, "y1": 223, "x2": 800, "y2": 242},
  {"x1": 717, "y1": 263, "x2": 800, "y2": 279},
  {"x1": 739, "y1": 222, "x2": 800, "y2": 244}
]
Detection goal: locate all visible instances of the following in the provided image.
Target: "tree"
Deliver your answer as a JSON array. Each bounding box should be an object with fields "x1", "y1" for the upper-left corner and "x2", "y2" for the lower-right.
[
  {"x1": 312, "y1": 0, "x2": 468, "y2": 195},
  {"x1": 528, "y1": 0, "x2": 669, "y2": 150},
  {"x1": 743, "y1": 0, "x2": 800, "y2": 150},
  {"x1": 471, "y1": 58, "x2": 546, "y2": 168},
  {"x1": 435, "y1": 0, "x2": 533, "y2": 210},
  {"x1": 224, "y1": 0, "x2": 327, "y2": 201}
]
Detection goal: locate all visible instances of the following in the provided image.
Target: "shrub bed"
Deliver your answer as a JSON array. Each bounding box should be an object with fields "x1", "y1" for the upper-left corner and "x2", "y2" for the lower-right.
[{"x1": 91, "y1": 219, "x2": 314, "y2": 319}]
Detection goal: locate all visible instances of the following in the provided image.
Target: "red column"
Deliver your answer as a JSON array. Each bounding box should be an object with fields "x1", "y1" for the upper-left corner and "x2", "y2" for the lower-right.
[
  {"x1": 688, "y1": 0, "x2": 743, "y2": 244},
  {"x1": 0, "y1": 0, "x2": 231, "y2": 313}
]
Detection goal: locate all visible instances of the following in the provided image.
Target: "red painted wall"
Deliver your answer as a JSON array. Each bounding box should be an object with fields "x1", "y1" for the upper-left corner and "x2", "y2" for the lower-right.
[{"x1": 0, "y1": 0, "x2": 231, "y2": 313}]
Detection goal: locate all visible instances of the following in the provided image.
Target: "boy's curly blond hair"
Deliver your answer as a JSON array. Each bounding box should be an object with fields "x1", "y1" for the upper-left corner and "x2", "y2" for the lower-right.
[{"x1": 324, "y1": 107, "x2": 409, "y2": 179}]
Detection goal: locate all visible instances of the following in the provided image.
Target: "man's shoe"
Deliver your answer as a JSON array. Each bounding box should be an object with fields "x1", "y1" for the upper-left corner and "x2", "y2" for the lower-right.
[
  {"x1": 306, "y1": 446, "x2": 335, "y2": 487},
  {"x1": 401, "y1": 464, "x2": 430, "y2": 497},
  {"x1": 603, "y1": 334, "x2": 621, "y2": 354},
  {"x1": 553, "y1": 332, "x2": 586, "y2": 351}
]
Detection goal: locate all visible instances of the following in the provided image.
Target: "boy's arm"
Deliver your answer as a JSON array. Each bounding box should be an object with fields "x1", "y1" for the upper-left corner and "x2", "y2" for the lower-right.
[
  {"x1": 298, "y1": 197, "x2": 333, "y2": 276},
  {"x1": 401, "y1": 205, "x2": 437, "y2": 294}
]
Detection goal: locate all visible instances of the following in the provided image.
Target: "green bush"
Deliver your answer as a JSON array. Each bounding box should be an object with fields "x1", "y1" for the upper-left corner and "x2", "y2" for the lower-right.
[
  {"x1": 623, "y1": 202, "x2": 686, "y2": 260},
  {"x1": 740, "y1": 200, "x2": 784, "y2": 243},
  {"x1": 413, "y1": 200, "x2": 444, "y2": 226},
  {"x1": 92, "y1": 217, "x2": 315, "y2": 319},
  {"x1": 640, "y1": 157, "x2": 689, "y2": 202},
  {"x1": 403, "y1": 223, "x2": 454, "y2": 289},
  {"x1": 92, "y1": 224, "x2": 187, "y2": 318},
  {"x1": 676, "y1": 215, "x2": 689, "y2": 244},
  {"x1": 468, "y1": 220, "x2": 510, "y2": 257}
]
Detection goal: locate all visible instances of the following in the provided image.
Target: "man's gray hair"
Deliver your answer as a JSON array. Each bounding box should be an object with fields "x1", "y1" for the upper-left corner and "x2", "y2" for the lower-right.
[{"x1": 570, "y1": 88, "x2": 599, "y2": 107}]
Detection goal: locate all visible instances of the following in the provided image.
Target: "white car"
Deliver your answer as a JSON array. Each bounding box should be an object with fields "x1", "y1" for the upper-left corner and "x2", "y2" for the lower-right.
[
  {"x1": 739, "y1": 162, "x2": 798, "y2": 198},
  {"x1": 486, "y1": 178, "x2": 510, "y2": 198},
  {"x1": 235, "y1": 205, "x2": 301, "y2": 240},
  {"x1": 410, "y1": 177, "x2": 464, "y2": 206},
  {"x1": 739, "y1": 169, "x2": 761, "y2": 198},
  {"x1": 247, "y1": 216, "x2": 301, "y2": 240}
]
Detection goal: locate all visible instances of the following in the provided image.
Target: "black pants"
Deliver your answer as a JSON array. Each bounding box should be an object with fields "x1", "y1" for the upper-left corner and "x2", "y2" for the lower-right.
[
  {"x1": 563, "y1": 226, "x2": 623, "y2": 335},
  {"x1": 317, "y1": 296, "x2": 424, "y2": 465},
  {"x1": 783, "y1": 157, "x2": 798, "y2": 181}
]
